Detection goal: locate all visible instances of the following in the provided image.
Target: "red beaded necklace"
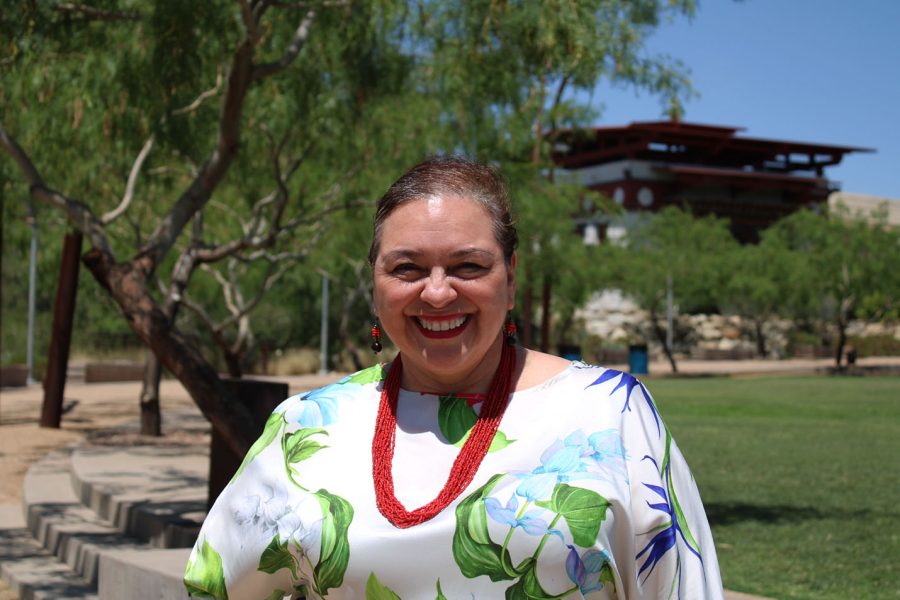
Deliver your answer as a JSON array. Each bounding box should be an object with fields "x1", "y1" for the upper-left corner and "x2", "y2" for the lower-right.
[{"x1": 372, "y1": 342, "x2": 516, "y2": 528}]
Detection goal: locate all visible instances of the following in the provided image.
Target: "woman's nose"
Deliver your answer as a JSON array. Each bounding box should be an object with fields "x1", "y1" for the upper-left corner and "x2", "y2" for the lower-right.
[{"x1": 420, "y1": 270, "x2": 457, "y2": 307}]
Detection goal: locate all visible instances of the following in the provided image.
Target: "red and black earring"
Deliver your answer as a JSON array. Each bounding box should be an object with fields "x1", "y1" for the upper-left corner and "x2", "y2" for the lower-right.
[
  {"x1": 370, "y1": 319, "x2": 383, "y2": 354},
  {"x1": 504, "y1": 314, "x2": 517, "y2": 346}
]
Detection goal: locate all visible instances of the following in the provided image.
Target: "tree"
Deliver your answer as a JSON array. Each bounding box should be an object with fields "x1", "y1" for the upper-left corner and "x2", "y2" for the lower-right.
[
  {"x1": 766, "y1": 206, "x2": 900, "y2": 367},
  {"x1": 611, "y1": 207, "x2": 737, "y2": 372},
  {"x1": 3, "y1": 0, "x2": 699, "y2": 453},
  {"x1": 720, "y1": 232, "x2": 805, "y2": 357},
  {"x1": 417, "y1": 0, "x2": 697, "y2": 348}
]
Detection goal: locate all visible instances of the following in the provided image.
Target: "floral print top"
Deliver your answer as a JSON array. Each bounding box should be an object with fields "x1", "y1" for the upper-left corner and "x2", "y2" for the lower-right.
[{"x1": 184, "y1": 363, "x2": 724, "y2": 599}]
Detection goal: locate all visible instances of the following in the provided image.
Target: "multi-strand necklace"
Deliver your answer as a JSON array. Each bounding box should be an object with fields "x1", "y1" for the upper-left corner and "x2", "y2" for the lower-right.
[{"x1": 372, "y1": 342, "x2": 516, "y2": 528}]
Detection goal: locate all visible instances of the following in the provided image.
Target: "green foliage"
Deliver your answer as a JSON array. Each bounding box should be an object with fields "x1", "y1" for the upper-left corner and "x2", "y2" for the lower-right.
[
  {"x1": 847, "y1": 334, "x2": 900, "y2": 357},
  {"x1": 3, "y1": 0, "x2": 700, "y2": 372}
]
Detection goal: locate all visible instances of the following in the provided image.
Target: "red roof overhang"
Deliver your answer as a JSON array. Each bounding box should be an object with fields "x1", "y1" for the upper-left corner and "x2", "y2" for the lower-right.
[{"x1": 551, "y1": 120, "x2": 874, "y2": 172}]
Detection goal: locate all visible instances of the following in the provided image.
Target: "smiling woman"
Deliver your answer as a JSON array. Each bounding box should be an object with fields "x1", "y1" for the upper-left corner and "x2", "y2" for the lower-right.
[{"x1": 185, "y1": 156, "x2": 725, "y2": 599}]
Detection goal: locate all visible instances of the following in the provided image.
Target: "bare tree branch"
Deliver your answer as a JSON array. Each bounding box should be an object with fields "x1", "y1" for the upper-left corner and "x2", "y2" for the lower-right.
[
  {"x1": 172, "y1": 70, "x2": 224, "y2": 116},
  {"x1": 138, "y1": 9, "x2": 317, "y2": 275},
  {"x1": 1, "y1": 125, "x2": 113, "y2": 255},
  {"x1": 102, "y1": 136, "x2": 155, "y2": 225},
  {"x1": 252, "y1": 10, "x2": 316, "y2": 81},
  {"x1": 136, "y1": 37, "x2": 255, "y2": 272},
  {"x1": 53, "y1": 3, "x2": 141, "y2": 22}
]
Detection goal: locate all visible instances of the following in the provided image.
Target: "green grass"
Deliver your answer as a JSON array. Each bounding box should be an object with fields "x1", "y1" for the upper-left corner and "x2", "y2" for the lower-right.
[{"x1": 642, "y1": 375, "x2": 900, "y2": 600}]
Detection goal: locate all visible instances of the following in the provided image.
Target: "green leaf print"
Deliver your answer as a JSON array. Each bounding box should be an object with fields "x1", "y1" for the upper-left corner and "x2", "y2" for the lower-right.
[
  {"x1": 439, "y1": 395, "x2": 515, "y2": 452},
  {"x1": 435, "y1": 578, "x2": 448, "y2": 600},
  {"x1": 258, "y1": 535, "x2": 298, "y2": 579},
  {"x1": 454, "y1": 429, "x2": 516, "y2": 452},
  {"x1": 535, "y1": 483, "x2": 610, "y2": 548},
  {"x1": 313, "y1": 489, "x2": 354, "y2": 595},
  {"x1": 452, "y1": 474, "x2": 517, "y2": 581},
  {"x1": 438, "y1": 395, "x2": 477, "y2": 444},
  {"x1": 183, "y1": 538, "x2": 229, "y2": 599},
  {"x1": 342, "y1": 364, "x2": 384, "y2": 386},
  {"x1": 505, "y1": 562, "x2": 574, "y2": 600},
  {"x1": 283, "y1": 428, "x2": 329, "y2": 464},
  {"x1": 365, "y1": 572, "x2": 402, "y2": 600},
  {"x1": 231, "y1": 411, "x2": 284, "y2": 482}
]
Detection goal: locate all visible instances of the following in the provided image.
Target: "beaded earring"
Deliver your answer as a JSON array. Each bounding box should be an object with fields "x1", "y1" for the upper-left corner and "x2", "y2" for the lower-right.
[
  {"x1": 370, "y1": 319, "x2": 383, "y2": 354},
  {"x1": 504, "y1": 314, "x2": 517, "y2": 346}
]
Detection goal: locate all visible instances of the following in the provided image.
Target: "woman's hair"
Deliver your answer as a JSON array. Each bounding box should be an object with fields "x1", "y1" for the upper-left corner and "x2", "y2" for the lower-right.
[{"x1": 368, "y1": 155, "x2": 518, "y2": 265}]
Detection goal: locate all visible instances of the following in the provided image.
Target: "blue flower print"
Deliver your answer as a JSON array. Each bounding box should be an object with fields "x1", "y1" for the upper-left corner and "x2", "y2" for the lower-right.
[
  {"x1": 636, "y1": 454, "x2": 702, "y2": 584},
  {"x1": 484, "y1": 494, "x2": 557, "y2": 537},
  {"x1": 515, "y1": 432, "x2": 591, "y2": 501},
  {"x1": 586, "y1": 369, "x2": 661, "y2": 436},
  {"x1": 565, "y1": 545, "x2": 611, "y2": 595},
  {"x1": 281, "y1": 382, "x2": 361, "y2": 428},
  {"x1": 515, "y1": 430, "x2": 628, "y2": 500},
  {"x1": 587, "y1": 430, "x2": 628, "y2": 478}
]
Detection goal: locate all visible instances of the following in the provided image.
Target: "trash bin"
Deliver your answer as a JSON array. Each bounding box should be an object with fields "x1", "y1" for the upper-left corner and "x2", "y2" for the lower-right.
[
  {"x1": 557, "y1": 344, "x2": 582, "y2": 362},
  {"x1": 628, "y1": 344, "x2": 649, "y2": 375}
]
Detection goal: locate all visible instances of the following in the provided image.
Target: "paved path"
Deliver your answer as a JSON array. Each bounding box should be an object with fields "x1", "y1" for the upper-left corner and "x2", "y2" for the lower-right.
[{"x1": 5, "y1": 358, "x2": 895, "y2": 598}]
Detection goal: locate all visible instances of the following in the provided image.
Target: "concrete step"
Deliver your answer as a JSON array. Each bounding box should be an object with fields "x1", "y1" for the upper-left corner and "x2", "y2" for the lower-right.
[
  {"x1": 69, "y1": 429, "x2": 207, "y2": 548},
  {"x1": 98, "y1": 548, "x2": 191, "y2": 600},
  {"x1": 0, "y1": 504, "x2": 97, "y2": 600},
  {"x1": 22, "y1": 448, "x2": 147, "y2": 587}
]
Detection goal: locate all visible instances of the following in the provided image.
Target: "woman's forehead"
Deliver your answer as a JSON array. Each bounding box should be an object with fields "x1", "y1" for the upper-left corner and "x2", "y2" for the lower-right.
[{"x1": 377, "y1": 197, "x2": 499, "y2": 254}]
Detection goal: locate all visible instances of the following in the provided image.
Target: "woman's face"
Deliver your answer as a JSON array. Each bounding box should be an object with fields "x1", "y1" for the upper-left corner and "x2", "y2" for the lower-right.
[{"x1": 372, "y1": 195, "x2": 516, "y2": 391}]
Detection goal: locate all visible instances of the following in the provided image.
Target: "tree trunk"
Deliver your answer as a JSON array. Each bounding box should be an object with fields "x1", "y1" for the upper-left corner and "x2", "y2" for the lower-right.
[
  {"x1": 754, "y1": 318, "x2": 767, "y2": 357},
  {"x1": 83, "y1": 250, "x2": 259, "y2": 456},
  {"x1": 139, "y1": 350, "x2": 163, "y2": 436},
  {"x1": 540, "y1": 278, "x2": 551, "y2": 353},
  {"x1": 651, "y1": 308, "x2": 678, "y2": 373},
  {"x1": 834, "y1": 315, "x2": 847, "y2": 368},
  {"x1": 224, "y1": 350, "x2": 243, "y2": 378}
]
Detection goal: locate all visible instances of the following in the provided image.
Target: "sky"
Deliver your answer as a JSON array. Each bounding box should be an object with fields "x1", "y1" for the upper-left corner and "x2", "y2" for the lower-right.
[{"x1": 586, "y1": 0, "x2": 899, "y2": 199}]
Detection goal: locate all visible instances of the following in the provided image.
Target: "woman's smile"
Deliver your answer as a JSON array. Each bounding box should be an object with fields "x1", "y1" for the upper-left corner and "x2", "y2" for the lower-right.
[{"x1": 416, "y1": 314, "x2": 470, "y2": 338}]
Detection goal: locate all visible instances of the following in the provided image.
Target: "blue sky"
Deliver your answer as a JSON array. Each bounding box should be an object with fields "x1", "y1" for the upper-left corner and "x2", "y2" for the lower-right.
[{"x1": 586, "y1": 0, "x2": 899, "y2": 199}]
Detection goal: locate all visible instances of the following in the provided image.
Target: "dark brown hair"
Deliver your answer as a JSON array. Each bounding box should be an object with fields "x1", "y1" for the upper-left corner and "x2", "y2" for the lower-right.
[{"x1": 368, "y1": 155, "x2": 518, "y2": 265}]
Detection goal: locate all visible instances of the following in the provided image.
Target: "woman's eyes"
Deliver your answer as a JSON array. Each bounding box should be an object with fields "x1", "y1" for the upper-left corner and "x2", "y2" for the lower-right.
[
  {"x1": 391, "y1": 263, "x2": 422, "y2": 276},
  {"x1": 453, "y1": 263, "x2": 487, "y2": 276},
  {"x1": 388, "y1": 263, "x2": 488, "y2": 278}
]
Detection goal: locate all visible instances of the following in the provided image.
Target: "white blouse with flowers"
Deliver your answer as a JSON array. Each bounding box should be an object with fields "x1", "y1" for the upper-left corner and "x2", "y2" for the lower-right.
[{"x1": 184, "y1": 363, "x2": 724, "y2": 599}]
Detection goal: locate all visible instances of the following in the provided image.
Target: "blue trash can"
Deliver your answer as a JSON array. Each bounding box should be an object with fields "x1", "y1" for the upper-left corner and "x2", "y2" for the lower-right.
[
  {"x1": 628, "y1": 344, "x2": 649, "y2": 375},
  {"x1": 557, "y1": 344, "x2": 582, "y2": 362}
]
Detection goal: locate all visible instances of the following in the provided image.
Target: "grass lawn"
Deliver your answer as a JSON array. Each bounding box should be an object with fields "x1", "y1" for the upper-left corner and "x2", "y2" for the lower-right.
[{"x1": 643, "y1": 375, "x2": 900, "y2": 600}]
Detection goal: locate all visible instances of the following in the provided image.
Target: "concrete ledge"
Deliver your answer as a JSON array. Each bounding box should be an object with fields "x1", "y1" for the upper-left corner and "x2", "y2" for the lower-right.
[
  {"x1": 0, "y1": 364, "x2": 28, "y2": 387},
  {"x1": 83, "y1": 361, "x2": 144, "y2": 383},
  {"x1": 98, "y1": 548, "x2": 190, "y2": 600}
]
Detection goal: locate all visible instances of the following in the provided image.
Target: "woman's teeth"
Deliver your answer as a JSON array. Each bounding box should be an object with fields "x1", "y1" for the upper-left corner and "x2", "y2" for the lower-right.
[{"x1": 418, "y1": 316, "x2": 466, "y2": 331}]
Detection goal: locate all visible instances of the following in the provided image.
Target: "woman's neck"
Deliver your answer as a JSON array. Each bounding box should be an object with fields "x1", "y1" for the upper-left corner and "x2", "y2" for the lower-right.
[{"x1": 397, "y1": 337, "x2": 509, "y2": 396}]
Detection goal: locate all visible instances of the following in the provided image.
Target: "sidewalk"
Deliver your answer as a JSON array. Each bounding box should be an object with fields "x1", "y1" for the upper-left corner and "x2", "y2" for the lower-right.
[{"x1": 4, "y1": 358, "x2": 895, "y2": 599}]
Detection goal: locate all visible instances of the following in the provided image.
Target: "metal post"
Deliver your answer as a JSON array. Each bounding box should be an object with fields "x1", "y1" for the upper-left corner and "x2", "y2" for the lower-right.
[
  {"x1": 318, "y1": 273, "x2": 329, "y2": 375},
  {"x1": 26, "y1": 207, "x2": 38, "y2": 385},
  {"x1": 41, "y1": 230, "x2": 82, "y2": 429}
]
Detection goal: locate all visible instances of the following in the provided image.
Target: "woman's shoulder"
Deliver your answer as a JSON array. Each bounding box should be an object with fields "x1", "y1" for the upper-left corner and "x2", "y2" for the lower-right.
[{"x1": 515, "y1": 347, "x2": 645, "y2": 394}]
